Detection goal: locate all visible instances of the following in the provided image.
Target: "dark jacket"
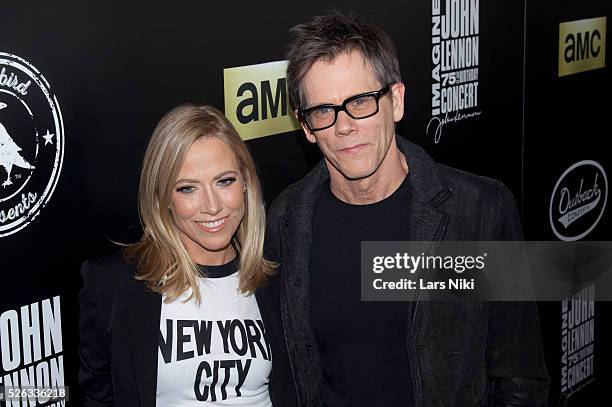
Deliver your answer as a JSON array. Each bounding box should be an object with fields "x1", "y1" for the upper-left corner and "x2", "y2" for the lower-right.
[
  {"x1": 78, "y1": 252, "x2": 298, "y2": 407},
  {"x1": 266, "y1": 137, "x2": 549, "y2": 407}
]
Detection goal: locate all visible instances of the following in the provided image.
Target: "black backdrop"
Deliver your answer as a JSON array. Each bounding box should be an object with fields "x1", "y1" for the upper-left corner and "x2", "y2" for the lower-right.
[{"x1": 1, "y1": 1, "x2": 609, "y2": 406}]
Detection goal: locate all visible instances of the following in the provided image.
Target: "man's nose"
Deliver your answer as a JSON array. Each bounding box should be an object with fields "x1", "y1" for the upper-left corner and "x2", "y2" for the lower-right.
[{"x1": 334, "y1": 110, "x2": 357, "y2": 135}]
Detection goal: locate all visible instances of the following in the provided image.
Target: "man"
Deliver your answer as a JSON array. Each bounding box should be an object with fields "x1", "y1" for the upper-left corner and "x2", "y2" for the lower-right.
[{"x1": 266, "y1": 12, "x2": 549, "y2": 407}]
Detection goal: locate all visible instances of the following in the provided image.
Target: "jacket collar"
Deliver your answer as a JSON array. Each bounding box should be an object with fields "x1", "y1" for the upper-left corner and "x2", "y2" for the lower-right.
[
  {"x1": 394, "y1": 137, "x2": 451, "y2": 244},
  {"x1": 395, "y1": 136, "x2": 450, "y2": 208}
]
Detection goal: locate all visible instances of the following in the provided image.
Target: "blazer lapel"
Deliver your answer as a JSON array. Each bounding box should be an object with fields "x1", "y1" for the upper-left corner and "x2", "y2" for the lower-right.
[
  {"x1": 125, "y1": 278, "x2": 162, "y2": 407},
  {"x1": 398, "y1": 137, "x2": 451, "y2": 300},
  {"x1": 407, "y1": 201, "x2": 449, "y2": 247},
  {"x1": 398, "y1": 136, "x2": 450, "y2": 246}
]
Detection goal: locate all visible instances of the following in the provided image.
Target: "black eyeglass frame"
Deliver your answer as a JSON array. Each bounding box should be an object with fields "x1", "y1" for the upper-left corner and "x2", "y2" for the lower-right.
[{"x1": 298, "y1": 84, "x2": 391, "y2": 132}]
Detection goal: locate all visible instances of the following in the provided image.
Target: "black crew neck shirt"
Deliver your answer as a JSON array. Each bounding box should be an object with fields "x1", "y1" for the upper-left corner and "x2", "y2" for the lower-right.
[
  {"x1": 197, "y1": 257, "x2": 239, "y2": 278},
  {"x1": 310, "y1": 175, "x2": 414, "y2": 407}
]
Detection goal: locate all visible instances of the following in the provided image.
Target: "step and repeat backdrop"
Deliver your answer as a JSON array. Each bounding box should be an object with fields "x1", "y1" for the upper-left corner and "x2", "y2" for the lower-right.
[
  {"x1": 0, "y1": 1, "x2": 609, "y2": 406},
  {"x1": 524, "y1": 1, "x2": 609, "y2": 405}
]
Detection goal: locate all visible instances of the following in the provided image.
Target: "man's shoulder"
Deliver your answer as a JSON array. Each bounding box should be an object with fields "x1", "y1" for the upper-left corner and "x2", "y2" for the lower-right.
[
  {"x1": 437, "y1": 164, "x2": 511, "y2": 204},
  {"x1": 397, "y1": 136, "x2": 512, "y2": 205},
  {"x1": 435, "y1": 164, "x2": 523, "y2": 240}
]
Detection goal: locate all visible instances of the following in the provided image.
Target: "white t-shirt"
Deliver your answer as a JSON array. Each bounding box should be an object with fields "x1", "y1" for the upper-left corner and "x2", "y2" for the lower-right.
[{"x1": 156, "y1": 260, "x2": 272, "y2": 406}]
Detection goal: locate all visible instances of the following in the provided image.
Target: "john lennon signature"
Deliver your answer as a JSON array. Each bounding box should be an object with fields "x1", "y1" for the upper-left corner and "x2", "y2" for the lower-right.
[{"x1": 426, "y1": 110, "x2": 482, "y2": 144}]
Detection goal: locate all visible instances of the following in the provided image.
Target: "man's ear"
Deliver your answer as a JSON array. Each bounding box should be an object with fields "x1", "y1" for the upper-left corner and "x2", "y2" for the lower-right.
[
  {"x1": 295, "y1": 109, "x2": 317, "y2": 144},
  {"x1": 391, "y1": 82, "x2": 405, "y2": 123}
]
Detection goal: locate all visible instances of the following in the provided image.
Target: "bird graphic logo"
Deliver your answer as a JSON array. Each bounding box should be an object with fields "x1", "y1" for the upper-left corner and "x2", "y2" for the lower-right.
[
  {"x1": 0, "y1": 115, "x2": 35, "y2": 188},
  {"x1": 0, "y1": 52, "x2": 65, "y2": 237}
]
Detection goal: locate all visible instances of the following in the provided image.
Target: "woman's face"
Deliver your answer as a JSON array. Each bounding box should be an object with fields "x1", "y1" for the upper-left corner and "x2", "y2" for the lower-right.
[{"x1": 169, "y1": 137, "x2": 246, "y2": 265}]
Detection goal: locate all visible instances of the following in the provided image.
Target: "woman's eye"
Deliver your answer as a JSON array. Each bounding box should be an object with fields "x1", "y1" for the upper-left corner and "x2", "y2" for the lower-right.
[
  {"x1": 176, "y1": 185, "x2": 195, "y2": 194},
  {"x1": 218, "y1": 177, "x2": 237, "y2": 187}
]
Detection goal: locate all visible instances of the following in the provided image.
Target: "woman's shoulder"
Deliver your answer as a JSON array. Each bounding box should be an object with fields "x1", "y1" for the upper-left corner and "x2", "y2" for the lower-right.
[{"x1": 80, "y1": 251, "x2": 138, "y2": 295}]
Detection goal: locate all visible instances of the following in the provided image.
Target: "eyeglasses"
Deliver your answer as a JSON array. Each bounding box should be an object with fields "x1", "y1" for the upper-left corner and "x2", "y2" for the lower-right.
[{"x1": 298, "y1": 85, "x2": 391, "y2": 132}]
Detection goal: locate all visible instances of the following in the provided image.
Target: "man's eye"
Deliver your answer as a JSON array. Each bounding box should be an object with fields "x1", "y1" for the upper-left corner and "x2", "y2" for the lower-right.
[
  {"x1": 313, "y1": 106, "x2": 334, "y2": 116},
  {"x1": 218, "y1": 177, "x2": 236, "y2": 187},
  {"x1": 350, "y1": 95, "x2": 372, "y2": 107},
  {"x1": 176, "y1": 185, "x2": 195, "y2": 194}
]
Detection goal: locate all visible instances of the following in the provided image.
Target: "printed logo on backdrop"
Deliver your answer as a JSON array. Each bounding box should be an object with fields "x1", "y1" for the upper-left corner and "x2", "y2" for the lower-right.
[
  {"x1": 559, "y1": 17, "x2": 606, "y2": 77},
  {"x1": 0, "y1": 53, "x2": 64, "y2": 238},
  {"x1": 0, "y1": 296, "x2": 65, "y2": 406},
  {"x1": 560, "y1": 285, "x2": 595, "y2": 400},
  {"x1": 551, "y1": 160, "x2": 606, "y2": 400},
  {"x1": 428, "y1": 0, "x2": 482, "y2": 143},
  {"x1": 549, "y1": 160, "x2": 608, "y2": 241},
  {"x1": 224, "y1": 60, "x2": 300, "y2": 140}
]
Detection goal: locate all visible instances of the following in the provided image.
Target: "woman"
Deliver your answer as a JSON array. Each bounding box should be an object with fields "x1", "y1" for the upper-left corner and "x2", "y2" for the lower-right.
[{"x1": 78, "y1": 104, "x2": 297, "y2": 406}]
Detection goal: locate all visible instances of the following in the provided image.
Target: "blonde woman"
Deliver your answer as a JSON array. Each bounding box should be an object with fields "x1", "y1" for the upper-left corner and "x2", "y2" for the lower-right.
[{"x1": 78, "y1": 104, "x2": 297, "y2": 406}]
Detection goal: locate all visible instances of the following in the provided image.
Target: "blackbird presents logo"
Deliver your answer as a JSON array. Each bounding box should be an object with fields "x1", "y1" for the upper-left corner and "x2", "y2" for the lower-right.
[{"x1": 0, "y1": 53, "x2": 64, "y2": 237}]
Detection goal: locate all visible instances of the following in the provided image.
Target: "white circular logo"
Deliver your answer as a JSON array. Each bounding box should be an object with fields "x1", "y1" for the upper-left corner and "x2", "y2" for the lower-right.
[
  {"x1": 549, "y1": 160, "x2": 608, "y2": 241},
  {"x1": 0, "y1": 53, "x2": 64, "y2": 237}
]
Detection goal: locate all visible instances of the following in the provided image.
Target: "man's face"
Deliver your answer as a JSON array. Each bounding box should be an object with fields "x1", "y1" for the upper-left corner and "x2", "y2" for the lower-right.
[{"x1": 299, "y1": 50, "x2": 404, "y2": 181}]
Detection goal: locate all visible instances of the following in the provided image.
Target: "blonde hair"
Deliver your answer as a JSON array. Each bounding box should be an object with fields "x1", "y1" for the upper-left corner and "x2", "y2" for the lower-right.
[{"x1": 124, "y1": 104, "x2": 275, "y2": 303}]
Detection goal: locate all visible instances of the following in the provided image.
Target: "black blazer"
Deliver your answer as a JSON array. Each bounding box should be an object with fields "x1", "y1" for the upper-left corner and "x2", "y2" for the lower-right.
[{"x1": 78, "y1": 252, "x2": 297, "y2": 407}]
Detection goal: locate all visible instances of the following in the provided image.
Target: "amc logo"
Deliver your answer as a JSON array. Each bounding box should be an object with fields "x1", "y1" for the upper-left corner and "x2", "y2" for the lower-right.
[
  {"x1": 559, "y1": 17, "x2": 606, "y2": 77},
  {"x1": 224, "y1": 60, "x2": 300, "y2": 140}
]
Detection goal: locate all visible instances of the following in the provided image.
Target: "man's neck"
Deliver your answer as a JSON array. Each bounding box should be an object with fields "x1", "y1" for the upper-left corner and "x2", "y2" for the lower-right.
[{"x1": 328, "y1": 145, "x2": 409, "y2": 205}]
